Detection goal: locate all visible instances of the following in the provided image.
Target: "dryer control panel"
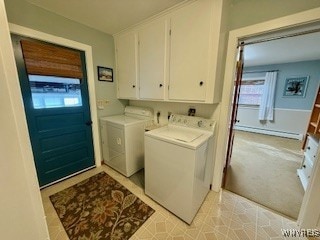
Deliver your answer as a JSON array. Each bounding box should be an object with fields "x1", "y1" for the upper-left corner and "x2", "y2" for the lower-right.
[{"x1": 169, "y1": 114, "x2": 215, "y2": 132}]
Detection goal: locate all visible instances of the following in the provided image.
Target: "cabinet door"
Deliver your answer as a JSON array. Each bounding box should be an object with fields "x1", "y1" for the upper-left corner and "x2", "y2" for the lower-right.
[
  {"x1": 169, "y1": 0, "x2": 212, "y2": 101},
  {"x1": 139, "y1": 18, "x2": 168, "y2": 100},
  {"x1": 115, "y1": 32, "x2": 138, "y2": 99}
]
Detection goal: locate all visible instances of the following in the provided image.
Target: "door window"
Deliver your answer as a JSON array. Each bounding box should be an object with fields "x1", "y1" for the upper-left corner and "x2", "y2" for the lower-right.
[{"x1": 29, "y1": 75, "x2": 82, "y2": 109}]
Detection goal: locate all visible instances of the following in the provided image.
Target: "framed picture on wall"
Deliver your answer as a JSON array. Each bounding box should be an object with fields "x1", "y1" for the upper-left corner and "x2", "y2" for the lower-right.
[
  {"x1": 283, "y1": 76, "x2": 309, "y2": 97},
  {"x1": 97, "y1": 66, "x2": 113, "y2": 82}
]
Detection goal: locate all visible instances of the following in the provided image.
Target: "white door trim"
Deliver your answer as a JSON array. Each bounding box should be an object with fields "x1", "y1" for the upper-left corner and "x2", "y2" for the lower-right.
[
  {"x1": 298, "y1": 150, "x2": 320, "y2": 228},
  {"x1": 214, "y1": 7, "x2": 320, "y2": 225},
  {"x1": 9, "y1": 23, "x2": 102, "y2": 168},
  {"x1": 0, "y1": 3, "x2": 49, "y2": 238}
]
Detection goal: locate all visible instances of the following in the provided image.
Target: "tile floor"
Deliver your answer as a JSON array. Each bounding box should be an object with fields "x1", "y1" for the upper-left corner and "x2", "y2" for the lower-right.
[{"x1": 41, "y1": 165, "x2": 306, "y2": 240}]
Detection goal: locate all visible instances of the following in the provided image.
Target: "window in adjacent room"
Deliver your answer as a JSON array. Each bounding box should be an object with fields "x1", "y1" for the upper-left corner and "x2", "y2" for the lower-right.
[{"x1": 238, "y1": 78, "x2": 265, "y2": 105}]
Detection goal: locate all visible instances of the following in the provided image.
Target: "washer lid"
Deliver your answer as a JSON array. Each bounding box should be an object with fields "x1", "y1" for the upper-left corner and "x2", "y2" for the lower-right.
[
  {"x1": 145, "y1": 125, "x2": 213, "y2": 149},
  {"x1": 158, "y1": 128, "x2": 203, "y2": 143}
]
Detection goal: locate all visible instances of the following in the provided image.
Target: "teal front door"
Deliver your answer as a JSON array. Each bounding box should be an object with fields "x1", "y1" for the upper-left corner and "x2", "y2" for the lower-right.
[{"x1": 11, "y1": 34, "x2": 95, "y2": 187}]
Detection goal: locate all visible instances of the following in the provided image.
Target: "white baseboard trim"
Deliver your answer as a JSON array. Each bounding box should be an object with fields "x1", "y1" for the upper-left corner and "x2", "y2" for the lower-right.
[{"x1": 234, "y1": 125, "x2": 304, "y2": 140}]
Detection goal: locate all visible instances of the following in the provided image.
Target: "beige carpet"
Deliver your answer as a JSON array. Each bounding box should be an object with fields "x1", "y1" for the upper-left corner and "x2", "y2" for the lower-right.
[{"x1": 225, "y1": 130, "x2": 305, "y2": 219}]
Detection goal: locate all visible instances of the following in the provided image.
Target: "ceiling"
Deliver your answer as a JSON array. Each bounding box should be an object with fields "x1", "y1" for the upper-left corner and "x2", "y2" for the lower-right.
[
  {"x1": 26, "y1": 0, "x2": 185, "y2": 34},
  {"x1": 244, "y1": 31, "x2": 320, "y2": 66},
  {"x1": 25, "y1": 0, "x2": 320, "y2": 66}
]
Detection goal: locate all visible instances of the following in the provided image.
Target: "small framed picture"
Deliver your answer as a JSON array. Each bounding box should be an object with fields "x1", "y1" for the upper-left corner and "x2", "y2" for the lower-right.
[
  {"x1": 283, "y1": 76, "x2": 309, "y2": 97},
  {"x1": 98, "y1": 66, "x2": 113, "y2": 82}
]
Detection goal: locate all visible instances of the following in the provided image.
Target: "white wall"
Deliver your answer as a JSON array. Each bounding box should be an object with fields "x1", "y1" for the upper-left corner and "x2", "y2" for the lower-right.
[
  {"x1": 235, "y1": 106, "x2": 310, "y2": 139},
  {"x1": 0, "y1": 0, "x2": 49, "y2": 238}
]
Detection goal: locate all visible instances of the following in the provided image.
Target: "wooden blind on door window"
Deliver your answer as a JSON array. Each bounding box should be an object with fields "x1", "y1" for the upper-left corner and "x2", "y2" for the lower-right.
[{"x1": 20, "y1": 40, "x2": 83, "y2": 79}]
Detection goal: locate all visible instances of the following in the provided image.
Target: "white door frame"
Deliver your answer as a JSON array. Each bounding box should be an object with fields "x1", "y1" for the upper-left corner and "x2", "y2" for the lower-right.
[
  {"x1": 9, "y1": 24, "x2": 102, "y2": 169},
  {"x1": 0, "y1": 2, "x2": 49, "y2": 238},
  {"x1": 298, "y1": 148, "x2": 320, "y2": 228},
  {"x1": 213, "y1": 7, "x2": 320, "y2": 226}
]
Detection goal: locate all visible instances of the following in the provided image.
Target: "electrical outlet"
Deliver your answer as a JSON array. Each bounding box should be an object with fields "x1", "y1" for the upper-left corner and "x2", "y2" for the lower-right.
[
  {"x1": 188, "y1": 108, "x2": 196, "y2": 116},
  {"x1": 97, "y1": 100, "x2": 104, "y2": 110},
  {"x1": 97, "y1": 99, "x2": 109, "y2": 110}
]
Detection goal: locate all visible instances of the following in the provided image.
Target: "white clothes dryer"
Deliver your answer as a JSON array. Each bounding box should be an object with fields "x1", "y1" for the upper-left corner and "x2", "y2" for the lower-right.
[
  {"x1": 100, "y1": 106, "x2": 153, "y2": 177},
  {"x1": 145, "y1": 114, "x2": 215, "y2": 224}
]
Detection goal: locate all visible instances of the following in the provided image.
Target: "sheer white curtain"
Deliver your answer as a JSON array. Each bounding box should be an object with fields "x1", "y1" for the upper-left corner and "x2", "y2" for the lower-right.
[{"x1": 259, "y1": 71, "x2": 277, "y2": 121}]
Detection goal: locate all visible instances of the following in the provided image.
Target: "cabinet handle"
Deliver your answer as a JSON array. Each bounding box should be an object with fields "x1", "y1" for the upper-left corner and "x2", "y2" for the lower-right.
[
  {"x1": 199, "y1": 81, "x2": 204, "y2": 86},
  {"x1": 159, "y1": 84, "x2": 163, "y2": 88},
  {"x1": 132, "y1": 85, "x2": 136, "y2": 88}
]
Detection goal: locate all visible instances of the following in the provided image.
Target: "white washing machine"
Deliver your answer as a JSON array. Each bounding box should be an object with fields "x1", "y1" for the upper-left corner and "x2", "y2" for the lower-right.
[
  {"x1": 100, "y1": 106, "x2": 153, "y2": 177},
  {"x1": 145, "y1": 114, "x2": 215, "y2": 224}
]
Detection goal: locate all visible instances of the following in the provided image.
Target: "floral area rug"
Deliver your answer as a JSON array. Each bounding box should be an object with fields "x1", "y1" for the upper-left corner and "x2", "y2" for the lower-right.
[{"x1": 50, "y1": 172, "x2": 155, "y2": 240}]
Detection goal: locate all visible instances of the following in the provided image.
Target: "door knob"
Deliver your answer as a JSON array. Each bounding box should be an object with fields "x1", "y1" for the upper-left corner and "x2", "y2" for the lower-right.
[
  {"x1": 159, "y1": 84, "x2": 163, "y2": 87},
  {"x1": 199, "y1": 81, "x2": 204, "y2": 86},
  {"x1": 86, "y1": 120, "x2": 93, "y2": 126},
  {"x1": 132, "y1": 85, "x2": 136, "y2": 88}
]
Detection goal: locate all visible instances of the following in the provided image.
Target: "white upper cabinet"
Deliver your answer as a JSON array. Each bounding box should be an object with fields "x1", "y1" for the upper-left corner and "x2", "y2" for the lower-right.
[
  {"x1": 139, "y1": 18, "x2": 168, "y2": 100},
  {"x1": 169, "y1": 0, "x2": 212, "y2": 102},
  {"x1": 113, "y1": 0, "x2": 225, "y2": 103},
  {"x1": 115, "y1": 31, "x2": 138, "y2": 99}
]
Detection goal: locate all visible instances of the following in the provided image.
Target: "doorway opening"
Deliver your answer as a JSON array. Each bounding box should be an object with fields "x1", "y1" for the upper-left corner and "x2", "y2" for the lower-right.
[
  {"x1": 11, "y1": 34, "x2": 96, "y2": 188},
  {"x1": 223, "y1": 28, "x2": 320, "y2": 219}
]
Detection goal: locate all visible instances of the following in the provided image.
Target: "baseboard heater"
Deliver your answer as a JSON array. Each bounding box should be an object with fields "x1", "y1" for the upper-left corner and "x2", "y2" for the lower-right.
[{"x1": 234, "y1": 125, "x2": 303, "y2": 140}]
